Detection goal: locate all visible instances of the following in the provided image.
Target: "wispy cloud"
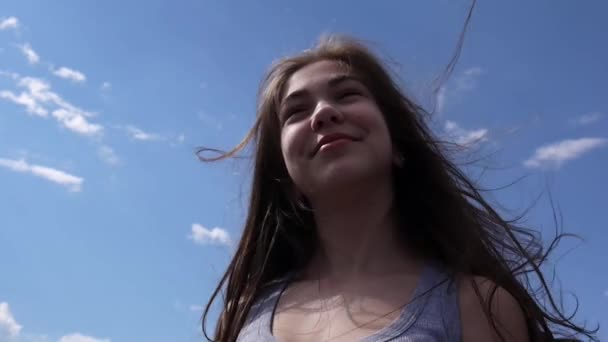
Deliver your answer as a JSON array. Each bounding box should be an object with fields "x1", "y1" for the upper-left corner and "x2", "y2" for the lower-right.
[
  {"x1": 124, "y1": 125, "x2": 163, "y2": 141},
  {"x1": 53, "y1": 67, "x2": 86, "y2": 83},
  {"x1": 170, "y1": 133, "x2": 186, "y2": 147},
  {"x1": 197, "y1": 111, "x2": 224, "y2": 131},
  {"x1": 435, "y1": 86, "x2": 447, "y2": 114},
  {"x1": 444, "y1": 120, "x2": 489, "y2": 146},
  {"x1": 58, "y1": 333, "x2": 110, "y2": 342},
  {"x1": 99, "y1": 82, "x2": 112, "y2": 102},
  {"x1": 97, "y1": 145, "x2": 120, "y2": 165},
  {"x1": 0, "y1": 157, "x2": 84, "y2": 192},
  {"x1": 435, "y1": 67, "x2": 483, "y2": 114},
  {"x1": 570, "y1": 112, "x2": 602, "y2": 126},
  {"x1": 1, "y1": 302, "x2": 109, "y2": 342},
  {"x1": 188, "y1": 224, "x2": 232, "y2": 247},
  {"x1": 0, "y1": 16, "x2": 19, "y2": 30},
  {"x1": 524, "y1": 137, "x2": 607, "y2": 169},
  {"x1": 0, "y1": 302, "x2": 22, "y2": 337},
  {"x1": 189, "y1": 304, "x2": 204, "y2": 312},
  {"x1": 52, "y1": 109, "x2": 102, "y2": 136},
  {"x1": 0, "y1": 70, "x2": 20, "y2": 80},
  {"x1": 455, "y1": 67, "x2": 483, "y2": 91},
  {"x1": 0, "y1": 75, "x2": 102, "y2": 136},
  {"x1": 19, "y1": 43, "x2": 40, "y2": 64},
  {"x1": 0, "y1": 89, "x2": 48, "y2": 117}
]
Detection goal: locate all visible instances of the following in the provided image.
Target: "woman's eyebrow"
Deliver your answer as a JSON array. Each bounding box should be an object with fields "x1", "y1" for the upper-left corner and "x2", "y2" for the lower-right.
[
  {"x1": 327, "y1": 74, "x2": 363, "y2": 88},
  {"x1": 281, "y1": 74, "x2": 363, "y2": 107},
  {"x1": 282, "y1": 89, "x2": 309, "y2": 106}
]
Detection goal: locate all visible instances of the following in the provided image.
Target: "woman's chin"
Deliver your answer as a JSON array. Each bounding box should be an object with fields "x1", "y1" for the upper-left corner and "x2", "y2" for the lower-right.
[{"x1": 312, "y1": 161, "x2": 376, "y2": 191}]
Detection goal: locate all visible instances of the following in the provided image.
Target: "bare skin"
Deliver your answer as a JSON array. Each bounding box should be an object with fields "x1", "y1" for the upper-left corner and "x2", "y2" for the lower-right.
[{"x1": 272, "y1": 266, "x2": 423, "y2": 342}]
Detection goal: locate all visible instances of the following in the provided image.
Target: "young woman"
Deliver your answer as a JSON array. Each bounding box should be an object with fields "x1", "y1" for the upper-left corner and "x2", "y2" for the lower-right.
[{"x1": 199, "y1": 35, "x2": 598, "y2": 342}]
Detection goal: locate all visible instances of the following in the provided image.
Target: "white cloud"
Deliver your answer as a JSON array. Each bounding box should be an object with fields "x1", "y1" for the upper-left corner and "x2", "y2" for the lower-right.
[
  {"x1": 172, "y1": 300, "x2": 184, "y2": 312},
  {"x1": 52, "y1": 109, "x2": 102, "y2": 136},
  {"x1": 197, "y1": 111, "x2": 224, "y2": 131},
  {"x1": 0, "y1": 90, "x2": 48, "y2": 117},
  {"x1": 189, "y1": 304, "x2": 204, "y2": 312},
  {"x1": 0, "y1": 17, "x2": 19, "y2": 30},
  {"x1": 444, "y1": 120, "x2": 489, "y2": 146},
  {"x1": 571, "y1": 112, "x2": 602, "y2": 126},
  {"x1": 0, "y1": 76, "x2": 103, "y2": 136},
  {"x1": 1, "y1": 303, "x2": 107, "y2": 342},
  {"x1": 53, "y1": 67, "x2": 86, "y2": 83},
  {"x1": 97, "y1": 146, "x2": 120, "y2": 165},
  {"x1": 169, "y1": 133, "x2": 186, "y2": 147},
  {"x1": 17, "y1": 77, "x2": 82, "y2": 112},
  {"x1": 524, "y1": 137, "x2": 607, "y2": 169},
  {"x1": 435, "y1": 86, "x2": 446, "y2": 114},
  {"x1": 58, "y1": 333, "x2": 110, "y2": 342},
  {"x1": 435, "y1": 67, "x2": 483, "y2": 114},
  {"x1": 125, "y1": 126, "x2": 163, "y2": 141},
  {"x1": 0, "y1": 158, "x2": 83, "y2": 192},
  {"x1": 19, "y1": 43, "x2": 40, "y2": 64},
  {"x1": 188, "y1": 224, "x2": 231, "y2": 246},
  {"x1": 455, "y1": 67, "x2": 483, "y2": 91},
  {"x1": 0, "y1": 302, "x2": 23, "y2": 337},
  {"x1": 18, "y1": 77, "x2": 50, "y2": 97},
  {"x1": 0, "y1": 70, "x2": 20, "y2": 80},
  {"x1": 0, "y1": 302, "x2": 49, "y2": 341}
]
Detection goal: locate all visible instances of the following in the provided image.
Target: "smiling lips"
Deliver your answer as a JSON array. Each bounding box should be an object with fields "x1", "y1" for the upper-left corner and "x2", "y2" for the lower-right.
[{"x1": 313, "y1": 133, "x2": 358, "y2": 155}]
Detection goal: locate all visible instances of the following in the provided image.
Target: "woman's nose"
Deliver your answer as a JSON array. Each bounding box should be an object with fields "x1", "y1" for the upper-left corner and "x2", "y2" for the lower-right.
[{"x1": 310, "y1": 102, "x2": 344, "y2": 131}]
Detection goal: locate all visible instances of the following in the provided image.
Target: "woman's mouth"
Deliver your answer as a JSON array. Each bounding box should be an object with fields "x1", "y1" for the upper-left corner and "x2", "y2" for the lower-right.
[
  {"x1": 313, "y1": 133, "x2": 358, "y2": 156},
  {"x1": 318, "y1": 138, "x2": 353, "y2": 153}
]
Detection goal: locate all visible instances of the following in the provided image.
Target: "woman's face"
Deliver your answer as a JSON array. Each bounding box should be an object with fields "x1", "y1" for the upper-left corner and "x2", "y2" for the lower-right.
[{"x1": 278, "y1": 60, "x2": 394, "y2": 198}]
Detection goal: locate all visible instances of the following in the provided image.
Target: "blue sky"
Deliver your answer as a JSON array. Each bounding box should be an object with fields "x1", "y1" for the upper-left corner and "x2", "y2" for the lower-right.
[{"x1": 1, "y1": 1, "x2": 606, "y2": 341}]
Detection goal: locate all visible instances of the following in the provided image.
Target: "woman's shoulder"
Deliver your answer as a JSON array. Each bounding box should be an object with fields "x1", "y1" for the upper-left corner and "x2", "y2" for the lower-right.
[
  {"x1": 237, "y1": 277, "x2": 291, "y2": 341},
  {"x1": 247, "y1": 274, "x2": 295, "y2": 317},
  {"x1": 457, "y1": 275, "x2": 529, "y2": 342}
]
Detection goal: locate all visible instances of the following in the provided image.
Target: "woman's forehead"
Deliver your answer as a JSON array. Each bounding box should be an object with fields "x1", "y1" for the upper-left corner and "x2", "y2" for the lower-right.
[{"x1": 282, "y1": 60, "x2": 353, "y2": 101}]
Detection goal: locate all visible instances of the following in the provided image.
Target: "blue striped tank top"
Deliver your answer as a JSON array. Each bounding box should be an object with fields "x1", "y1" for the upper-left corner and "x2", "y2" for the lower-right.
[{"x1": 237, "y1": 262, "x2": 461, "y2": 341}]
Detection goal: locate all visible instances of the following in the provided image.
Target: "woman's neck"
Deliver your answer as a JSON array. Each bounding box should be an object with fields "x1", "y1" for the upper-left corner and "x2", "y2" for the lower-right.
[{"x1": 305, "y1": 179, "x2": 417, "y2": 283}]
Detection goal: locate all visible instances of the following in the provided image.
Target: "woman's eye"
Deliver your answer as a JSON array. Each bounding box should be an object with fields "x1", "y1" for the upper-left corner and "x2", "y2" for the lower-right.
[
  {"x1": 337, "y1": 90, "x2": 360, "y2": 100},
  {"x1": 282, "y1": 106, "x2": 307, "y2": 121}
]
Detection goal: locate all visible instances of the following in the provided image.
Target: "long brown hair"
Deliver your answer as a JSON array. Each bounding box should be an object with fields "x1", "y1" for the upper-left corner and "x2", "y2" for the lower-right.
[{"x1": 198, "y1": 8, "x2": 598, "y2": 342}]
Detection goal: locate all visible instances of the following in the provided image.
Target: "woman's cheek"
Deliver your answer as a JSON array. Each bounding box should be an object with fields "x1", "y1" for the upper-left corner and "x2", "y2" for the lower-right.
[{"x1": 281, "y1": 129, "x2": 303, "y2": 165}]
